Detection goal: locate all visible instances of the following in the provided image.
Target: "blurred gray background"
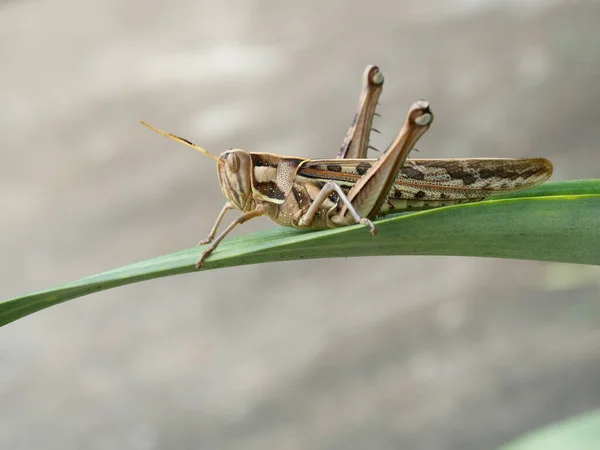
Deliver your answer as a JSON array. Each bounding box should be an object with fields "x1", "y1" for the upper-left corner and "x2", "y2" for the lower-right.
[{"x1": 1, "y1": 0, "x2": 600, "y2": 449}]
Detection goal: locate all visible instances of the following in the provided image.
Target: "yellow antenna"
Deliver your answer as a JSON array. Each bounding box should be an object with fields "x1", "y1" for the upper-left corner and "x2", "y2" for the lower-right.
[{"x1": 139, "y1": 120, "x2": 221, "y2": 163}]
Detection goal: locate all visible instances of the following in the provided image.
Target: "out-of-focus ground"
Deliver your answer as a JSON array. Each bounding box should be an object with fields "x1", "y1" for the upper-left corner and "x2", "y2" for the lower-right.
[{"x1": 1, "y1": 0, "x2": 600, "y2": 448}]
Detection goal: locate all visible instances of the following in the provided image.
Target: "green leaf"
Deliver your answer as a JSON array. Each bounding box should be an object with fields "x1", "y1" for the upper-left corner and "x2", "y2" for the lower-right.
[
  {"x1": 2, "y1": 179, "x2": 599, "y2": 328},
  {"x1": 498, "y1": 410, "x2": 600, "y2": 450}
]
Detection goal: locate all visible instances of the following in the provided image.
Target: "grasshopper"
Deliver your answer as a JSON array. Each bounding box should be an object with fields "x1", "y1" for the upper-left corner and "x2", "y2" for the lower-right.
[{"x1": 141, "y1": 65, "x2": 553, "y2": 269}]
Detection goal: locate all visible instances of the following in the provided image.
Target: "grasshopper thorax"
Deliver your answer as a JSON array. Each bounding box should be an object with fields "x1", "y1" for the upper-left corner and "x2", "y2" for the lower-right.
[{"x1": 217, "y1": 149, "x2": 255, "y2": 211}]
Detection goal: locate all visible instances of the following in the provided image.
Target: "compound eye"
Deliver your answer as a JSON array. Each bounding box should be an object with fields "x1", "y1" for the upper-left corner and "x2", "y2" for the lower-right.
[{"x1": 226, "y1": 152, "x2": 240, "y2": 173}]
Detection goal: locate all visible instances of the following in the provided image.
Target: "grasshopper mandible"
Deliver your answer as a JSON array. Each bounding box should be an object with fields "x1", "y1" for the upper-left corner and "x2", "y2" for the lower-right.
[{"x1": 141, "y1": 65, "x2": 553, "y2": 269}]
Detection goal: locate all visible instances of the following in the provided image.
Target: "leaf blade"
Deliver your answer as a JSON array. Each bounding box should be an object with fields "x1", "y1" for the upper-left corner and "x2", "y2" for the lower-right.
[
  {"x1": 498, "y1": 410, "x2": 600, "y2": 450},
  {"x1": 2, "y1": 179, "x2": 600, "y2": 328}
]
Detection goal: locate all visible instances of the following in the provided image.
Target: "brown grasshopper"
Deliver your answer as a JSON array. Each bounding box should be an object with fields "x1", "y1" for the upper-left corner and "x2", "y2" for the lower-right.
[{"x1": 141, "y1": 65, "x2": 553, "y2": 269}]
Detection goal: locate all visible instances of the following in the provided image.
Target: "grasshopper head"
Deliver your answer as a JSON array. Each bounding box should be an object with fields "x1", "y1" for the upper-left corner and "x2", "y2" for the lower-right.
[{"x1": 217, "y1": 149, "x2": 255, "y2": 210}]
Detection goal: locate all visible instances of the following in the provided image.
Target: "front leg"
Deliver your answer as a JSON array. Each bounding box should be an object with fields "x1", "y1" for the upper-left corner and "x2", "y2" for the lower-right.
[
  {"x1": 198, "y1": 202, "x2": 235, "y2": 245},
  {"x1": 297, "y1": 181, "x2": 377, "y2": 235},
  {"x1": 196, "y1": 205, "x2": 266, "y2": 269}
]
